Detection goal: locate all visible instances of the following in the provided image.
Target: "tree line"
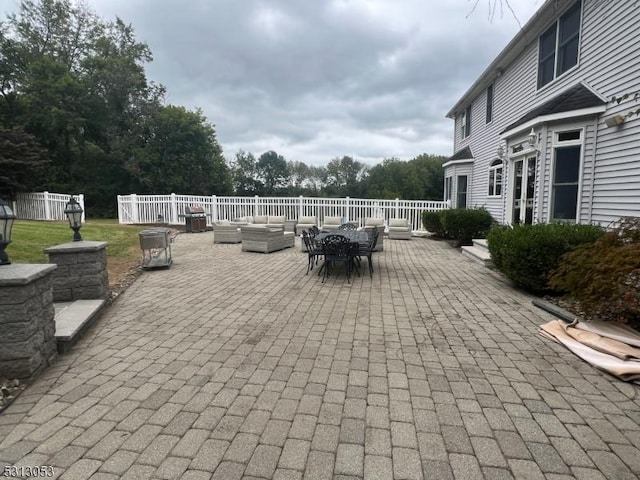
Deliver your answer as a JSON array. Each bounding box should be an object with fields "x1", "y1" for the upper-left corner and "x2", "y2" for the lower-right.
[
  {"x1": 230, "y1": 151, "x2": 445, "y2": 200},
  {"x1": 0, "y1": 0, "x2": 445, "y2": 216}
]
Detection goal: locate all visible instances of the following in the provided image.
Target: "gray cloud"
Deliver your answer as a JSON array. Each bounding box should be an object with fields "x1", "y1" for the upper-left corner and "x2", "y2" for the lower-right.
[{"x1": 5, "y1": 0, "x2": 544, "y2": 165}]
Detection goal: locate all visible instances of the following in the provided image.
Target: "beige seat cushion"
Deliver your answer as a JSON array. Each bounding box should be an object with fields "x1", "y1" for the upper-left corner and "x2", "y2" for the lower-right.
[
  {"x1": 323, "y1": 216, "x2": 342, "y2": 226},
  {"x1": 388, "y1": 218, "x2": 408, "y2": 228},
  {"x1": 365, "y1": 217, "x2": 384, "y2": 226},
  {"x1": 268, "y1": 215, "x2": 286, "y2": 224},
  {"x1": 299, "y1": 216, "x2": 317, "y2": 225},
  {"x1": 253, "y1": 215, "x2": 268, "y2": 224}
]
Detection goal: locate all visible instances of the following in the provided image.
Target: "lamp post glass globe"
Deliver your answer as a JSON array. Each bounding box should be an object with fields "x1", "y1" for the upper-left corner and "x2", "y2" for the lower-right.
[
  {"x1": 0, "y1": 198, "x2": 16, "y2": 265},
  {"x1": 64, "y1": 197, "x2": 83, "y2": 241}
]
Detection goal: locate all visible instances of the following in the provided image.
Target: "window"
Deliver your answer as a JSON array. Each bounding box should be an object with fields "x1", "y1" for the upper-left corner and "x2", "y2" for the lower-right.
[
  {"x1": 551, "y1": 130, "x2": 582, "y2": 221},
  {"x1": 538, "y1": 0, "x2": 582, "y2": 89},
  {"x1": 486, "y1": 84, "x2": 494, "y2": 123},
  {"x1": 457, "y1": 176, "x2": 468, "y2": 208},
  {"x1": 445, "y1": 177, "x2": 452, "y2": 202},
  {"x1": 461, "y1": 104, "x2": 472, "y2": 138},
  {"x1": 488, "y1": 159, "x2": 503, "y2": 196}
]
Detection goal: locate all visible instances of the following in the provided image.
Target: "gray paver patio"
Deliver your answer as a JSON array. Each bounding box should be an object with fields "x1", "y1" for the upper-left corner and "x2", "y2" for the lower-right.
[{"x1": 1, "y1": 232, "x2": 640, "y2": 480}]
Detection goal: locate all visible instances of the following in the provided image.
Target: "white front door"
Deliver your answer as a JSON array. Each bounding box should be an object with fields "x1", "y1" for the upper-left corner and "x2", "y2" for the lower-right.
[{"x1": 511, "y1": 155, "x2": 537, "y2": 224}]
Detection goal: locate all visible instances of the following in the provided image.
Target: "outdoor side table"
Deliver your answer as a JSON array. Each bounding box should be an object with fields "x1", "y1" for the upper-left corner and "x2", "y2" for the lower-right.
[{"x1": 139, "y1": 227, "x2": 173, "y2": 269}]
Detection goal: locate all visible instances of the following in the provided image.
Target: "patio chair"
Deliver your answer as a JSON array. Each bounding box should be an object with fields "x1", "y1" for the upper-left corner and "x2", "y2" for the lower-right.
[
  {"x1": 364, "y1": 217, "x2": 385, "y2": 251},
  {"x1": 213, "y1": 221, "x2": 242, "y2": 244},
  {"x1": 388, "y1": 218, "x2": 411, "y2": 240},
  {"x1": 321, "y1": 234, "x2": 352, "y2": 283},
  {"x1": 359, "y1": 228, "x2": 380, "y2": 277},
  {"x1": 296, "y1": 216, "x2": 318, "y2": 235},
  {"x1": 301, "y1": 230, "x2": 322, "y2": 274},
  {"x1": 321, "y1": 216, "x2": 342, "y2": 232}
]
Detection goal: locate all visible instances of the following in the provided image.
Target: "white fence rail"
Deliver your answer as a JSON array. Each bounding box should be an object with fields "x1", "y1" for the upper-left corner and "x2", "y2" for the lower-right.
[
  {"x1": 13, "y1": 192, "x2": 86, "y2": 223},
  {"x1": 117, "y1": 194, "x2": 449, "y2": 233}
]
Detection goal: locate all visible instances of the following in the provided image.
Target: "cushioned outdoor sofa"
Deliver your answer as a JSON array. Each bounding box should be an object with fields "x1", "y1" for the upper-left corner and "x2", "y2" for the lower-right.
[{"x1": 241, "y1": 225, "x2": 295, "y2": 253}]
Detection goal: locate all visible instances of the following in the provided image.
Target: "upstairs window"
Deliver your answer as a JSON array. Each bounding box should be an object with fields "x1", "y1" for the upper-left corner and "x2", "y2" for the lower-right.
[
  {"x1": 538, "y1": 0, "x2": 582, "y2": 89},
  {"x1": 486, "y1": 84, "x2": 494, "y2": 123},
  {"x1": 461, "y1": 104, "x2": 472, "y2": 139},
  {"x1": 488, "y1": 159, "x2": 503, "y2": 196}
]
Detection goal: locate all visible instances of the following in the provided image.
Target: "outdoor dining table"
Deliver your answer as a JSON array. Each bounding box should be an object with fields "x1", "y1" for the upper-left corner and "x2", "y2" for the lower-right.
[
  {"x1": 313, "y1": 231, "x2": 372, "y2": 279},
  {"x1": 314, "y1": 230, "x2": 370, "y2": 246}
]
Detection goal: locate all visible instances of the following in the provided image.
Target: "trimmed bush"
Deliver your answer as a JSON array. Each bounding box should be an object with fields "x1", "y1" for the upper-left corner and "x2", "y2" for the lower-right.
[
  {"x1": 549, "y1": 217, "x2": 640, "y2": 326},
  {"x1": 422, "y1": 211, "x2": 445, "y2": 237},
  {"x1": 439, "y1": 208, "x2": 493, "y2": 246},
  {"x1": 487, "y1": 223, "x2": 605, "y2": 293}
]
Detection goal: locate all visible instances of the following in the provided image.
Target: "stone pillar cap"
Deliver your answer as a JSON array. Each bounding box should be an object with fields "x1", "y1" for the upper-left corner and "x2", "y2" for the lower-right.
[
  {"x1": 44, "y1": 241, "x2": 108, "y2": 254},
  {"x1": 0, "y1": 263, "x2": 57, "y2": 286}
]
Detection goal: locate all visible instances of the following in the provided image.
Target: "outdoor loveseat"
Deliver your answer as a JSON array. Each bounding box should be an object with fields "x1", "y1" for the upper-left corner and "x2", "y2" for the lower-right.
[{"x1": 241, "y1": 225, "x2": 295, "y2": 253}]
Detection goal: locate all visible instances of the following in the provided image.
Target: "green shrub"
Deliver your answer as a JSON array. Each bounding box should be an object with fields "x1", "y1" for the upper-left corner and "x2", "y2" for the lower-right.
[
  {"x1": 549, "y1": 217, "x2": 640, "y2": 326},
  {"x1": 439, "y1": 208, "x2": 493, "y2": 246},
  {"x1": 422, "y1": 211, "x2": 445, "y2": 237},
  {"x1": 487, "y1": 222, "x2": 605, "y2": 293}
]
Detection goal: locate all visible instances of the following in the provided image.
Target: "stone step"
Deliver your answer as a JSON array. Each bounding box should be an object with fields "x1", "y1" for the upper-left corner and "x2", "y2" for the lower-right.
[
  {"x1": 461, "y1": 245, "x2": 493, "y2": 267},
  {"x1": 54, "y1": 299, "x2": 107, "y2": 353},
  {"x1": 473, "y1": 238, "x2": 489, "y2": 250}
]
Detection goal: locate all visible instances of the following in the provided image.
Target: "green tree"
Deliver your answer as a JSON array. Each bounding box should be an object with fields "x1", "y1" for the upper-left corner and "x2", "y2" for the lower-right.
[
  {"x1": 0, "y1": 125, "x2": 48, "y2": 198},
  {"x1": 325, "y1": 156, "x2": 368, "y2": 196},
  {"x1": 256, "y1": 150, "x2": 289, "y2": 195},
  {"x1": 230, "y1": 150, "x2": 262, "y2": 195},
  {"x1": 129, "y1": 105, "x2": 231, "y2": 195}
]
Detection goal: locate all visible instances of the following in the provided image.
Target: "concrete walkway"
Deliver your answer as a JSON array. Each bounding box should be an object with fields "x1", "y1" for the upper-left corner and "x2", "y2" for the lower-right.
[{"x1": 1, "y1": 233, "x2": 639, "y2": 480}]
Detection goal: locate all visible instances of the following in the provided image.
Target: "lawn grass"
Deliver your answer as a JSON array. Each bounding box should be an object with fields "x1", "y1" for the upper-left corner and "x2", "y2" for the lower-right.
[{"x1": 8, "y1": 219, "x2": 142, "y2": 264}]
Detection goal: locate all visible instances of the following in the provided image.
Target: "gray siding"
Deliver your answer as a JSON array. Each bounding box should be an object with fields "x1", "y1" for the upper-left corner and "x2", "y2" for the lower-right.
[{"x1": 449, "y1": 0, "x2": 640, "y2": 226}]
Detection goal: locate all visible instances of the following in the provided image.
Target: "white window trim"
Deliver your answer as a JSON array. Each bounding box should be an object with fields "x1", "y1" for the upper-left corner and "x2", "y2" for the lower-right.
[
  {"x1": 487, "y1": 160, "x2": 504, "y2": 198},
  {"x1": 537, "y1": 0, "x2": 584, "y2": 91},
  {"x1": 547, "y1": 127, "x2": 585, "y2": 223}
]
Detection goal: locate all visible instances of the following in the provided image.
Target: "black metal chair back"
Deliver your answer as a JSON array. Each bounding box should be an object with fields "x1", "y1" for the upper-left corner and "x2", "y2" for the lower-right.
[
  {"x1": 338, "y1": 223, "x2": 358, "y2": 231},
  {"x1": 321, "y1": 234, "x2": 352, "y2": 283}
]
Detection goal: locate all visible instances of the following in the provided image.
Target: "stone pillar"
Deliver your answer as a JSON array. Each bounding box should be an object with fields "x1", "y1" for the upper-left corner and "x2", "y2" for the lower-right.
[
  {"x1": 44, "y1": 241, "x2": 109, "y2": 302},
  {"x1": 0, "y1": 264, "x2": 58, "y2": 379}
]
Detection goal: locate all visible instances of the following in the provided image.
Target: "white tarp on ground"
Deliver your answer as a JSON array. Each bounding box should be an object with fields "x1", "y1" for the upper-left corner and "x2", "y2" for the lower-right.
[{"x1": 540, "y1": 319, "x2": 640, "y2": 383}]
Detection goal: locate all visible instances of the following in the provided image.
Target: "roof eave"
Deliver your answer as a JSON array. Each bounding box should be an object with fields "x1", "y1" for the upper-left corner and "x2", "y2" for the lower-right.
[
  {"x1": 445, "y1": 0, "x2": 569, "y2": 118},
  {"x1": 500, "y1": 105, "x2": 607, "y2": 139}
]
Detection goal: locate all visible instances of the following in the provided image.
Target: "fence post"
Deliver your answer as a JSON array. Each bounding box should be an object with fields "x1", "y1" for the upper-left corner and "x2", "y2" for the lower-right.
[
  {"x1": 212, "y1": 195, "x2": 218, "y2": 223},
  {"x1": 170, "y1": 193, "x2": 178, "y2": 225},
  {"x1": 43, "y1": 191, "x2": 51, "y2": 220},
  {"x1": 395, "y1": 198, "x2": 400, "y2": 218},
  {"x1": 345, "y1": 196, "x2": 350, "y2": 222},
  {"x1": 254, "y1": 195, "x2": 259, "y2": 217},
  {"x1": 78, "y1": 194, "x2": 86, "y2": 223},
  {"x1": 131, "y1": 194, "x2": 139, "y2": 223},
  {"x1": 299, "y1": 195, "x2": 303, "y2": 219}
]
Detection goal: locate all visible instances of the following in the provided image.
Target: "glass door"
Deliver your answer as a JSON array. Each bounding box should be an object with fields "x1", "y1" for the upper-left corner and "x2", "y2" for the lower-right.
[{"x1": 511, "y1": 156, "x2": 537, "y2": 224}]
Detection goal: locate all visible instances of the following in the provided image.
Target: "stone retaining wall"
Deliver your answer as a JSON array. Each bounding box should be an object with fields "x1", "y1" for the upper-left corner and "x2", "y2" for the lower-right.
[{"x1": 0, "y1": 264, "x2": 58, "y2": 379}]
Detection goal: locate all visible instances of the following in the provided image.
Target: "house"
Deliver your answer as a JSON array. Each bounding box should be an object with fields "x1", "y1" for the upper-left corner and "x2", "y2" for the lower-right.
[{"x1": 444, "y1": 0, "x2": 640, "y2": 226}]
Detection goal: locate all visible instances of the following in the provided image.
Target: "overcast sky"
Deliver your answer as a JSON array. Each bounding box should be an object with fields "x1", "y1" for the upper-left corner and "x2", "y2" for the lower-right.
[{"x1": 5, "y1": 0, "x2": 543, "y2": 165}]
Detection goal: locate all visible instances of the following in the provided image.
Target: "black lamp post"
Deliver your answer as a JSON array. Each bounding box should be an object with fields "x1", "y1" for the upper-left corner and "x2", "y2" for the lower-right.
[
  {"x1": 0, "y1": 198, "x2": 16, "y2": 265},
  {"x1": 64, "y1": 196, "x2": 83, "y2": 241}
]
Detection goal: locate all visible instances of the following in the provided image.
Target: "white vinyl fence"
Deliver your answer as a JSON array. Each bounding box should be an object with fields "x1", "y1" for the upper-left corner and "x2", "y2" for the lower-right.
[
  {"x1": 13, "y1": 192, "x2": 86, "y2": 223},
  {"x1": 117, "y1": 194, "x2": 449, "y2": 233}
]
